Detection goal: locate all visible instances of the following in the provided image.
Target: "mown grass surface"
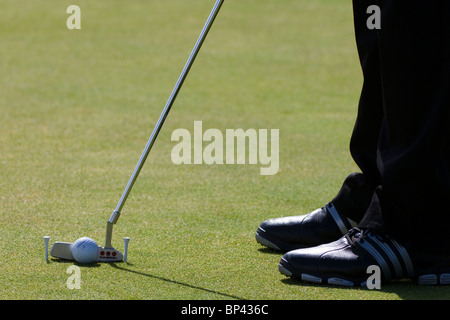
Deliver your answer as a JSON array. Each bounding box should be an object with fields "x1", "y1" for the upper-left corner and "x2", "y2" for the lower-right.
[{"x1": 1, "y1": 0, "x2": 449, "y2": 300}]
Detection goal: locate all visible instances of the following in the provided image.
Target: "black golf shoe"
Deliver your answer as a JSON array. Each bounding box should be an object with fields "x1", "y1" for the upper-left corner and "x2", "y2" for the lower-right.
[
  {"x1": 255, "y1": 203, "x2": 357, "y2": 252},
  {"x1": 278, "y1": 228, "x2": 450, "y2": 286}
]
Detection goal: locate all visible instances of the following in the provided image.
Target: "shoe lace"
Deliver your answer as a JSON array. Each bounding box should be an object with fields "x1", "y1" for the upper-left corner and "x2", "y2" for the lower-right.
[{"x1": 346, "y1": 227, "x2": 389, "y2": 246}]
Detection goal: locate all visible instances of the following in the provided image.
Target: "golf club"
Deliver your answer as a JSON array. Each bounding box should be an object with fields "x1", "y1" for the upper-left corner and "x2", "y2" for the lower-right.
[{"x1": 50, "y1": 0, "x2": 225, "y2": 262}]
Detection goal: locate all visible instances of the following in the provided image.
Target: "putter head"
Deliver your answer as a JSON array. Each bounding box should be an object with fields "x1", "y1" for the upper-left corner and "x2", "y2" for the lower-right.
[
  {"x1": 50, "y1": 215, "x2": 124, "y2": 263},
  {"x1": 50, "y1": 241, "x2": 123, "y2": 262}
]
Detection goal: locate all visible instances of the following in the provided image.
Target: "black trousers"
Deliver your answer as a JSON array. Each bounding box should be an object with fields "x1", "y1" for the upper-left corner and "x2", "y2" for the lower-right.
[{"x1": 331, "y1": 0, "x2": 450, "y2": 253}]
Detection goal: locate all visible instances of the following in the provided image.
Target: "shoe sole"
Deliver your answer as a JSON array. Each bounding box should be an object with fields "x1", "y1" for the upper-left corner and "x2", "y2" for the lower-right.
[
  {"x1": 279, "y1": 261, "x2": 450, "y2": 287},
  {"x1": 417, "y1": 274, "x2": 450, "y2": 285},
  {"x1": 279, "y1": 262, "x2": 364, "y2": 287},
  {"x1": 255, "y1": 232, "x2": 282, "y2": 251},
  {"x1": 255, "y1": 228, "x2": 311, "y2": 252}
]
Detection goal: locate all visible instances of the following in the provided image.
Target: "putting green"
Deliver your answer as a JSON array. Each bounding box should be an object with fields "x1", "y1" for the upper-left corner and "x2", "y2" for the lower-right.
[{"x1": 1, "y1": 0, "x2": 449, "y2": 301}]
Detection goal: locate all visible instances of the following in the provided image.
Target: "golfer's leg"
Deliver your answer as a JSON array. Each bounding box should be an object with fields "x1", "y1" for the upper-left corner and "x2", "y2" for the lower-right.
[
  {"x1": 359, "y1": 0, "x2": 450, "y2": 252},
  {"x1": 331, "y1": 0, "x2": 385, "y2": 223}
]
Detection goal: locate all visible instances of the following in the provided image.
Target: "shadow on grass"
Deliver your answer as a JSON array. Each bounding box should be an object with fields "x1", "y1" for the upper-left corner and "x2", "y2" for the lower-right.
[
  {"x1": 50, "y1": 258, "x2": 102, "y2": 268},
  {"x1": 109, "y1": 263, "x2": 245, "y2": 300},
  {"x1": 257, "y1": 247, "x2": 283, "y2": 255},
  {"x1": 281, "y1": 277, "x2": 450, "y2": 300}
]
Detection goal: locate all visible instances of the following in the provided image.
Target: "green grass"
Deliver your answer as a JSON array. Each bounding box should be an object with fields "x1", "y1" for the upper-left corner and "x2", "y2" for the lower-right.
[{"x1": 1, "y1": 0, "x2": 449, "y2": 300}]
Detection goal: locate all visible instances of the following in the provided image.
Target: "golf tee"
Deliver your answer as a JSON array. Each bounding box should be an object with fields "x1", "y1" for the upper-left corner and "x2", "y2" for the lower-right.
[
  {"x1": 123, "y1": 237, "x2": 130, "y2": 263},
  {"x1": 44, "y1": 236, "x2": 50, "y2": 262}
]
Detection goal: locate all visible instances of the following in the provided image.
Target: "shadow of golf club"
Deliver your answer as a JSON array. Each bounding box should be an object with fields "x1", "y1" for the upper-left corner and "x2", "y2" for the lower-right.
[{"x1": 109, "y1": 263, "x2": 245, "y2": 300}]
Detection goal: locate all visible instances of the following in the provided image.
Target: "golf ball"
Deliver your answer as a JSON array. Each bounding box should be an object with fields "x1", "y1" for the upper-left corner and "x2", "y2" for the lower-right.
[{"x1": 71, "y1": 237, "x2": 99, "y2": 264}]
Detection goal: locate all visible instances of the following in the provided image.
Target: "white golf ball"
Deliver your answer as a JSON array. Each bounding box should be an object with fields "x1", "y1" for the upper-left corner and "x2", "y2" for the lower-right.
[{"x1": 71, "y1": 237, "x2": 99, "y2": 264}]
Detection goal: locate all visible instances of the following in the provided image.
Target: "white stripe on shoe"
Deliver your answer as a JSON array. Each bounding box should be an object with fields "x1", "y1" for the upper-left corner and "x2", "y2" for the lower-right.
[
  {"x1": 327, "y1": 203, "x2": 353, "y2": 236},
  {"x1": 356, "y1": 231, "x2": 415, "y2": 281}
]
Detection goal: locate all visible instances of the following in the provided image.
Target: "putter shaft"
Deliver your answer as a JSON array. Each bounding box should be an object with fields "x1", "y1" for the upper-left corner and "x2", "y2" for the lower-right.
[{"x1": 105, "y1": 0, "x2": 225, "y2": 248}]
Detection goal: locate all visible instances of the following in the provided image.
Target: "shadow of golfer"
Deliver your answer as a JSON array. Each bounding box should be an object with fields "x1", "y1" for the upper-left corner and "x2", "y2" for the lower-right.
[{"x1": 109, "y1": 263, "x2": 245, "y2": 300}]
